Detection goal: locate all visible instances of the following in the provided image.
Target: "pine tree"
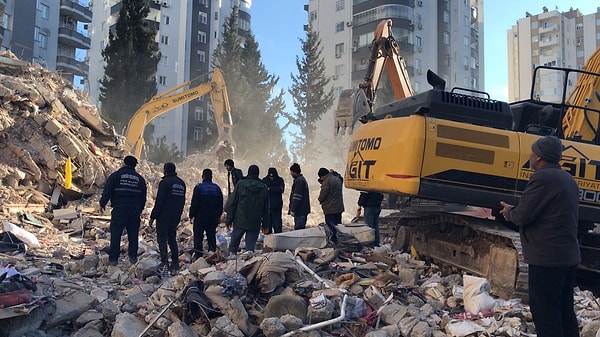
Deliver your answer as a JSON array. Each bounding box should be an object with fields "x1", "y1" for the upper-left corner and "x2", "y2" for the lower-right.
[
  {"x1": 284, "y1": 26, "x2": 334, "y2": 163},
  {"x1": 213, "y1": 7, "x2": 287, "y2": 168},
  {"x1": 99, "y1": 0, "x2": 161, "y2": 134}
]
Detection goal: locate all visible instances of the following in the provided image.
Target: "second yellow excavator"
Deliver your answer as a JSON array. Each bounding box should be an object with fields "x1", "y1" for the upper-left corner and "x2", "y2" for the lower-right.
[
  {"x1": 124, "y1": 67, "x2": 233, "y2": 159},
  {"x1": 337, "y1": 19, "x2": 600, "y2": 299}
]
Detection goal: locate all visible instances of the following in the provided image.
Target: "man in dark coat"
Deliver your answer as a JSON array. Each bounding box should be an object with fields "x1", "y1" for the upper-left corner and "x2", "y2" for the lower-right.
[
  {"x1": 100, "y1": 155, "x2": 147, "y2": 266},
  {"x1": 262, "y1": 167, "x2": 285, "y2": 233},
  {"x1": 189, "y1": 169, "x2": 223, "y2": 259},
  {"x1": 225, "y1": 165, "x2": 270, "y2": 254},
  {"x1": 149, "y1": 162, "x2": 186, "y2": 274},
  {"x1": 317, "y1": 167, "x2": 345, "y2": 227},
  {"x1": 224, "y1": 159, "x2": 243, "y2": 195},
  {"x1": 500, "y1": 136, "x2": 580, "y2": 337},
  {"x1": 288, "y1": 163, "x2": 310, "y2": 230}
]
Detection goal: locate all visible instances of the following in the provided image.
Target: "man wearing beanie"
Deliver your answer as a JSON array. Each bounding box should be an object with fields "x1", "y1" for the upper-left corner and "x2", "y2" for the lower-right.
[
  {"x1": 500, "y1": 136, "x2": 580, "y2": 337},
  {"x1": 289, "y1": 163, "x2": 310, "y2": 230},
  {"x1": 225, "y1": 165, "x2": 270, "y2": 255},
  {"x1": 262, "y1": 167, "x2": 285, "y2": 233},
  {"x1": 317, "y1": 168, "x2": 345, "y2": 228},
  {"x1": 100, "y1": 155, "x2": 147, "y2": 266},
  {"x1": 149, "y1": 162, "x2": 186, "y2": 275}
]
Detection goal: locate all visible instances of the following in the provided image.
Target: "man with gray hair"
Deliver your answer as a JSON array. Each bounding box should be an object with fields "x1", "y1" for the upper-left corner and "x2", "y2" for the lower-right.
[{"x1": 500, "y1": 136, "x2": 580, "y2": 337}]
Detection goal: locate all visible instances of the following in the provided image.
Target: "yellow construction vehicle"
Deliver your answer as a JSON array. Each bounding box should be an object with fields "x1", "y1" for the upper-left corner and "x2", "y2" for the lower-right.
[
  {"x1": 124, "y1": 67, "x2": 233, "y2": 158},
  {"x1": 336, "y1": 20, "x2": 600, "y2": 299}
]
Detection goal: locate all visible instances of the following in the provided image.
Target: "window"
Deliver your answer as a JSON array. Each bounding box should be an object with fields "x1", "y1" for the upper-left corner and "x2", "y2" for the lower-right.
[
  {"x1": 35, "y1": 27, "x2": 48, "y2": 49},
  {"x1": 158, "y1": 76, "x2": 167, "y2": 86},
  {"x1": 335, "y1": 43, "x2": 344, "y2": 57},
  {"x1": 576, "y1": 23, "x2": 583, "y2": 30},
  {"x1": 162, "y1": 15, "x2": 170, "y2": 25},
  {"x1": 464, "y1": 15, "x2": 469, "y2": 26},
  {"x1": 161, "y1": 35, "x2": 169, "y2": 45},
  {"x1": 531, "y1": 21, "x2": 538, "y2": 29},
  {"x1": 415, "y1": 58, "x2": 421, "y2": 73},
  {"x1": 335, "y1": 64, "x2": 344, "y2": 77},
  {"x1": 443, "y1": 11, "x2": 449, "y2": 23},
  {"x1": 464, "y1": 36, "x2": 469, "y2": 46},
  {"x1": 0, "y1": 13, "x2": 9, "y2": 29},
  {"x1": 38, "y1": 3, "x2": 49, "y2": 19},
  {"x1": 310, "y1": 10, "x2": 317, "y2": 22},
  {"x1": 197, "y1": 50, "x2": 206, "y2": 62},
  {"x1": 443, "y1": 32, "x2": 449, "y2": 45},
  {"x1": 463, "y1": 56, "x2": 468, "y2": 67},
  {"x1": 101, "y1": 21, "x2": 106, "y2": 31},
  {"x1": 415, "y1": 36, "x2": 422, "y2": 48},
  {"x1": 336, "y1": 0, "x2": 344, "y2": 11},
  {"x1": 160, "y1": 55, "x2": 168, "y2": 66},
  {"x1": 197, "y1": 30, "x2": 206, "y2": 43},
  {"x1": 335, "y1": 22, "x2": 344, "y2": 32},
  {"x1": 198, "y1": 0, "x2": 206, "y2": 5},
  {"x1": 195, "y1": 107, "x2": 204, "y2": 120},
  {"x1": 532, "y1": 35, "x2": 538, "y2": 43},
  {"x1": 198, "y1": 96, "x2": 205, "y2": 102},
  {"x1": 194, "y1": 127, "x2": 203, "y2": 140},
  {"x1": 199, "y1": 11, "x2": 207, "y2": 24},
  {"x1": 577, "y1": 50, "x2": 584, "y2": 58},
  {"x1": 100, "y1": 40, "x2": 105, "y2": 50}
]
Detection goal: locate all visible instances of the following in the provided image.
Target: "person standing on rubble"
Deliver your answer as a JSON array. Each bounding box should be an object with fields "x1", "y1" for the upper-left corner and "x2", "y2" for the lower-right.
[
  {"x1": 189, "y1": 169, "x2": 223, "y2": 259},
  {"x1": 225, "y1": 165, "x2": 270, "y2": 255},
  {"x1": 499, "y1": 136, "x2": 580, "y2": 337},
  {"x1": 100, "y1": 155, "x2": 147, "y2": 266},
  {"x1": 262, "y1": 167, "x2": 285, "y2": 234},
  {"x1": 224, "y1": 159, "x2": 243, "y2": 196},
  {"x1": 288, "y1": 163, "x2": 310, "y2": 230},
  {"x1": 149, "y1": 162, "x2": 186, "y2": 274},
  {"x1": 317, "y1": 167, "x2": 345, "y2": 228},
  {"x1": 357, "y1": 191, "x2": 384, "y2": 246}
]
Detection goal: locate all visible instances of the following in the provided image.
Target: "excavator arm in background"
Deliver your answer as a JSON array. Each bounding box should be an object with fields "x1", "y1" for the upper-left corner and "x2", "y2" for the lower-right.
[
  {"x1": 124, "y1": 67, "x2": 233, "y2": 159},
  {"x1": 562, "y1": 47, "x2": 600, "y2": 142},
  {"x1": 335, "y1": 19, "x2": 414, "y2": 135}
]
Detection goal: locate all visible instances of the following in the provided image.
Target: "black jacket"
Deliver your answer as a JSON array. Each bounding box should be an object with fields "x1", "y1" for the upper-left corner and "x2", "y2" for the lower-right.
[
  {"x1": 289, "y1": 174, "x2": 310, "y2": 216},
  {"x1": 507, "y1": 164, "x2": 581, "y2": 267},
  {"x1": 262, "y1": 175, "x2": 285, "y2": 210},
  {"x1": 227, "y1": 168, "x2": 244, "y2": 194},
  {"x1": 189, "y1": 180, "x2": 224, "y2": 223},
  {"x1": 100, "y1": 166, "x2": 147, "y2": 214},
  {"x1": 358, "y1": 192, "x2": 384, "y2": 208},
  {"x1": 150, "y1": 172, "x2": 186, "y2": 224}
]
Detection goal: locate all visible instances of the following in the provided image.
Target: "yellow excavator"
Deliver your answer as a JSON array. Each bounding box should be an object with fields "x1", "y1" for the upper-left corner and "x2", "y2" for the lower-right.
[
  {"x1": 124, "y1": 67, "x2": 233, "y2": 159},
  {"x1": 336, "y1": 19, "x2": 600, "y2": 299}
]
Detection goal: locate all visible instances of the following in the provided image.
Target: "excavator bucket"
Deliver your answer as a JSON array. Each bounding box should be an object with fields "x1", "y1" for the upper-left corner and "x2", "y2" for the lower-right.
[{"x1": 334, "y1": 89, "x2": 370, "y2": 135}]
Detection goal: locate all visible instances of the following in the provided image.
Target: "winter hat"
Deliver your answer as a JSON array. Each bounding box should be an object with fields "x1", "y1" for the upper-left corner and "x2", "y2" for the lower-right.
[
  {"x1": 531, "y1": 136, "x2": 562, "y2": 164},
  {"x1": 248, "y1": 164, "x2": 260, "y2": 177},
  {"x1": 290, "y1": 163, "x2": 301, "y2": 174},
  {"x1": 224, "y1": 159, "x2": 234, "y2": 167},
  {"x1": 268, "y1": 167, "x2": 278, "y2": 177},
  {"x1": 318, "y1": 167, "x2": 330, "y2": 178},
  {"x1": 124, "y1": 155, "x2": 138, "y2": 167}
]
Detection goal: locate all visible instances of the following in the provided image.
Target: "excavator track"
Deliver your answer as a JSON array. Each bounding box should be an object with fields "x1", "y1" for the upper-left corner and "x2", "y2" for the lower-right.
[{"x1": 381, "y1": 211, "x2": 529, "y2": 301}]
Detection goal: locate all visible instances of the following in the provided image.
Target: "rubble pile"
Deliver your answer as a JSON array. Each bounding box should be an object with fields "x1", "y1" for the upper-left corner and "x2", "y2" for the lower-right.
[{"x1": 0, "y1": 53, "x2": 598, "y2": 337}]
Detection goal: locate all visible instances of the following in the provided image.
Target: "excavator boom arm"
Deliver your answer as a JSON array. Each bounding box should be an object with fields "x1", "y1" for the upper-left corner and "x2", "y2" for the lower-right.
[{"x1": 124, "y1": 68, "x2": 232, "y2": 158}]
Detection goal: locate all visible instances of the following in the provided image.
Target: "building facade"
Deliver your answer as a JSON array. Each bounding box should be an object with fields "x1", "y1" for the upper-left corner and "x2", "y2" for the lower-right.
[
  {"x1": 307, "y1": 0, "x2": 484, "y2": 166},
  {"x1": 508, "y1": 7, "x2": 600, "y2": 102},
  {"x1": 0, "y1": 0, "x2": 92, "y2": 84}
]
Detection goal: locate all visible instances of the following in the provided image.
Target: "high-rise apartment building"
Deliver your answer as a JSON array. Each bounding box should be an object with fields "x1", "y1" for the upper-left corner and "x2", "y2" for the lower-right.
[
  {"x1": 307, "y1": 0, "x2": 484, "y2": 166},
  {"x1": 0, "y1": 0, "x2": 92, "y2": 85},
  {"x1": 507, "y1": 7, "x2": 600, "y2": 102},
  {"x1": 87, "y1": 0, "x2": 251, "y2": 157}
]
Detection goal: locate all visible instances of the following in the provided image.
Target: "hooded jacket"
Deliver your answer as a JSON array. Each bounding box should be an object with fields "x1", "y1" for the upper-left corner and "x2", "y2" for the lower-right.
[
  {"x1": 225, "y1": 176, "x2": 270, "y2": 231},
  {"x1": 318, "y1": 172, "x2": 345, "y2": 215}
]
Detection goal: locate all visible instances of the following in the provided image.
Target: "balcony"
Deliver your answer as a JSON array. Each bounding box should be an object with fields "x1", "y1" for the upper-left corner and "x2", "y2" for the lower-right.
[
  {"x1": 56, "y1": 55, "x2": 88, "y2": 77},
  {"x1": 60, "y1": 0, "x2": 92, "y2": 23},
  {"x1": 58, "y1": 27, "x2": 91, "y2": 49}
]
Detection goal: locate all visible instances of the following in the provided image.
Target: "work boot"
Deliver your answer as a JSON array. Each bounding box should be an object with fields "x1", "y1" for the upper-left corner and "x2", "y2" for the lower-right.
[
  {"x1": 108, "y1": 260, "x2": 118, "y2": 266},
  {"x1": 129, "y1": 256, "x2": 138, "y2": 264}
]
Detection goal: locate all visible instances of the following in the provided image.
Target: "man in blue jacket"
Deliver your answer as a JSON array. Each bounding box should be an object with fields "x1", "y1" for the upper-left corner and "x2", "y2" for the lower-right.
[
  {"x1": 149, "y1": 162, "x2": 186, "y2": 274},
  {"x1": 189, "y1": 169, "x2": 223, "y2": 259},
  {"x1": 262, "y1": 167, "x2": 285, "y2": 233},
  {"x1": 100, "y1": 155, "x2": 147, "y2": 266}
]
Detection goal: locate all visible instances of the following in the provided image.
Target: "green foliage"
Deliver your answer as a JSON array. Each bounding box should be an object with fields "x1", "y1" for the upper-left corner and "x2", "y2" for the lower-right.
[
  {"x1": 284, "y1": 26, "x2": 334, "y2": 162},
  {"x1": 212, "y1": 7, "x2": 287, "y2": 168},
  {"x1": 99, "y1": 0, "x2": 161, "y2": 133}
]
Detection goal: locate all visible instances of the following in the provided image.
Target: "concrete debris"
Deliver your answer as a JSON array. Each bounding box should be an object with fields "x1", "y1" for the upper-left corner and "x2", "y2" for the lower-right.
[{"x1": 0, "y1": 51, "x2": 597, "y2": 337}]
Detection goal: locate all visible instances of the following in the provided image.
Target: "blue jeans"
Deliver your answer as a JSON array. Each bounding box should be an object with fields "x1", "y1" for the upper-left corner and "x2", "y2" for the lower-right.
[
  {"x1": 294, "y1": 215, "x2": 307, "y2": 230},
  {"x1": 363, "y1": 207, "x2": 381, "y2": 246},
  {"x1": 528, "y1": 264, "x2": 579, "y2": 337}
]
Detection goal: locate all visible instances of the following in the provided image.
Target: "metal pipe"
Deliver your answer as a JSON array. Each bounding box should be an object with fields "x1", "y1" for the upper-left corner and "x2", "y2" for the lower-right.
[
  {"x1": 294, "y1": 256, "x2": 337, "y2": 290},
  {"x1": 280, "y1": 294, "x2": 348, "y2": 337}
]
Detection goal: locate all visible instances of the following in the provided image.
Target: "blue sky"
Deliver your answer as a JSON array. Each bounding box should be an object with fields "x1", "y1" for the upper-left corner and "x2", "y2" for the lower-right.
[{"x1": 251, "y1": 1, "x2": 598, "y2": 104}]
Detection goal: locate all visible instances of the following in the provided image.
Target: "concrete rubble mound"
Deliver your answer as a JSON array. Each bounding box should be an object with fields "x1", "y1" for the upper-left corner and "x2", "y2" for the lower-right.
[{"x1": 0, "y1": 52, "x2": 598, "y2": 337}]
